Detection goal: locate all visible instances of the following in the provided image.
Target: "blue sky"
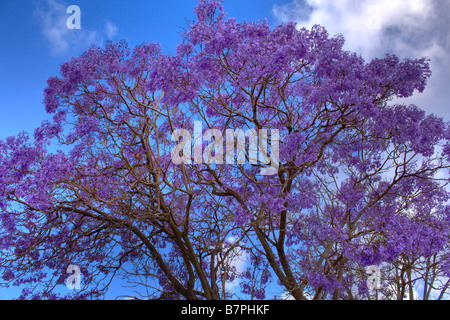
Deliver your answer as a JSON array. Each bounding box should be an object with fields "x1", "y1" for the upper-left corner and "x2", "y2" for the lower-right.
[
  {"x1": 0, "y1": 0, "x2": 292, "y2": 141},
  {"x1": 0, "y1": 0, "x2": 449, "y2": 300}
]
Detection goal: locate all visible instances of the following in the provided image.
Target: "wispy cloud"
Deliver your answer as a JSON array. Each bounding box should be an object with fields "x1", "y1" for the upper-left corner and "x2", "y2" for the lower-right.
[
  {"x1": 33, "y1": 0, "x2": 118, "y2": 55},
  {"x1": 105, "y1": 21, "x2": 118, "y2": 40},
  {"x1": 273, "y1": 0, "x2": 450, "y2": 119}
]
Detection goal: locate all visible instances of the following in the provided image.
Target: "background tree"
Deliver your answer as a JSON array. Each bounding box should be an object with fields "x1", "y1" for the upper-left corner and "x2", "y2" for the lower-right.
[{"x1": 1, "y1": 0, "x2": 450, "y2": 300}]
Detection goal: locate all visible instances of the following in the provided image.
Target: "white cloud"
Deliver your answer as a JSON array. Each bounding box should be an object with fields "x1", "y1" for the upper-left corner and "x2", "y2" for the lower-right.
[
  {"x1": 33, "y1": 0, "x2": 118, "y2": 55},
  {"x1": 105, "y1": 21, "x2": 118, "y2": 40},
  {"x1": 273, "y1": 0, "x2": 434, "y2": 59},
  {"x1": 273, "y1": 0, "x2": 450, "y2": 120}
]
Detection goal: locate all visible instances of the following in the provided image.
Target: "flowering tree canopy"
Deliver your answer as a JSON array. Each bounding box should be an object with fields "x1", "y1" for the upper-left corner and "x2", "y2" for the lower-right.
[{"x1": 1, "y1": 0, "x2": 450, "y2": 300}]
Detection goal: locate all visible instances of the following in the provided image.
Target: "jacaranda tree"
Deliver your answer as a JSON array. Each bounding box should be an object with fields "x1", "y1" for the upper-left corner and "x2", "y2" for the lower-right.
[{"x1": 1, "y1": 0, "x2": 450, "y2": 300}]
